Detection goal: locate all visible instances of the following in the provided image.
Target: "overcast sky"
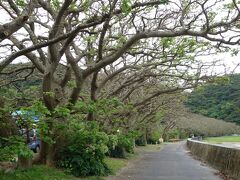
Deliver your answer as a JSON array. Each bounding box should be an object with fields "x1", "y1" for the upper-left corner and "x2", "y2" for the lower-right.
[{"x1": 0, "y1": 0, "x2": 240, "y2": 76}]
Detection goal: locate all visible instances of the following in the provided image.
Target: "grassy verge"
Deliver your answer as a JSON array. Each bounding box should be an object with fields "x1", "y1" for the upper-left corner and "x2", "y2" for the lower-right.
[
  {"x1": 0, "y1": 158, "x2": 130, "y2": 180},
  {"x1": 1, "y1": 154, "x2": 136, "y2": 180},
  {"x1": 136, "y1": 144, "x2": 161, "y2": 152},
  {"x1": 0, "y1": 165, "x2": 77, "y2": 180},
  {"x1": 104, "y1": 157, "x2": 129, "y2": 175},
  {"x1": 204, "y1": 136, "x2": 240, "y2": 143}
]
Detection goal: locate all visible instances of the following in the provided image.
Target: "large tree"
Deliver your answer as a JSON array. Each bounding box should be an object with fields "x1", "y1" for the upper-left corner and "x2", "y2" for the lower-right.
[{"x1": 1, "y1": 0, "x2": 240, "y2": 165}]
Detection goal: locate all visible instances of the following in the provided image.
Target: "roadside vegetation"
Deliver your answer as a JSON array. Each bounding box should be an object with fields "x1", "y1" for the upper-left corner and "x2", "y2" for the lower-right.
[
  {"x1": 104, "y1": 157, "x2": 129, "y2": 175},
  {"x1": 176, "y1": 113, "x2": 240, "y2": 137},
  {"x1": 0, "y1": 165, "x2": 76, "y2": 180},
  {"x1": 0, "y1": 144, "x2": 161, "y2": 180},
  {"x1": 204, "y1": 136, "x2": 240, "y2": 143}
]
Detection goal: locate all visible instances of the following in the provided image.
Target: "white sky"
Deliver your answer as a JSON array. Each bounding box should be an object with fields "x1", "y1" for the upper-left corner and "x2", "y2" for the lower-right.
[{"x1": 0, "y1": 0, "x2": 240, "y2": 76}]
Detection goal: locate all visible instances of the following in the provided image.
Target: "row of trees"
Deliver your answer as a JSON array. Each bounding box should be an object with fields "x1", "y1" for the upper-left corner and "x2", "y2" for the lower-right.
[
  {"x1": 1, "y1": 0, "x2": 240, "y2": 176},
  {"x1": 177, "y1": 112, "x2": 240, "y2": 137},
  {"x1": 146, "y1": 95, "x2": 240, "y2": 142}
]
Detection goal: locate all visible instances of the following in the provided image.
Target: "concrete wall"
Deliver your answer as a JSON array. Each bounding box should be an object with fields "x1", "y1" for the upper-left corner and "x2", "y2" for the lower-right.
[{"x1": 187, "y1": 139, "x2": 240, "y2": 180}]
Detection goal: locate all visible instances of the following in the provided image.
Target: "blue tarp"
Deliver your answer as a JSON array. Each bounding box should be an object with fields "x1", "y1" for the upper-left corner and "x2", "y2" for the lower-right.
[{"x1": 11, "y1": 110, "x2": 39, "y2": 122}]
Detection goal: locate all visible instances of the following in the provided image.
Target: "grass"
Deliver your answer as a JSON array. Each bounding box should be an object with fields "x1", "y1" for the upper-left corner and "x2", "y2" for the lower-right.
[
  {"x1": 204, "y1": 136, "x2": 240, "y2": 143},
  {"x1": 0, "y1": 157, "x2": 131, "y2": 180},
  {"x1": 136, "y1": 144, "x2": 161, "y2": 152},
  {"x1": 0, "y1": 156, "x2": 136, "y2": 180},
  {"x1": 0, "y1": 165, "x2": 77, "y2": 180},
  {"x1": 104, "y1": 157, "x2": 129, "y2": 175}
]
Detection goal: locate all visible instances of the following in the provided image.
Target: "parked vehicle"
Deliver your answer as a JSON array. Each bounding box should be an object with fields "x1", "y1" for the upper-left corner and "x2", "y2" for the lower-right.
[
  {"x1": 28, "y1": 136, "x2": 40, "y2": 153},
  {"x1": 28, "y1": 127, "x2": 40, "y2": 153}
]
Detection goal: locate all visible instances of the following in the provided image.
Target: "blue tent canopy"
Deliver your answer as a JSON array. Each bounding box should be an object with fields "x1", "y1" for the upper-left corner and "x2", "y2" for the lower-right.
[{"x1": 11, "y1": 110, "x2": 39, "y2": 122}]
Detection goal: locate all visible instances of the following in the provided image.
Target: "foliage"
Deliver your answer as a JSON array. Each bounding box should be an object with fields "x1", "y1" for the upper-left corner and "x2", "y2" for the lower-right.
[
  {"x1": 148, "y1": 129, "x2": 162, "y2": 144},
  {"x1": 204, "y1": 136, "x2": 240, "y2": 143},
  {"x1": 0, "y1": 165, "x2": 75, "y2": 180},
  {"x1": 176, "y1": 112, "x2": 240, "y2": 137},
  {"x1": 20, "y1": 101, "x2": 56, "y2": 145},
  {"x1": 108, "y1": 131, "x2": 139, "y2": 158},
  {"x1": 0, "y1": 86, "x2": 41, "y2": 109},
  {"x1": 0, "y1": 103, "x2": 17, "y2": 137},
  {"x1": 148, "y1": 127, "x2": 188, "y2": 142},
  {"x1": 178, "y1": 130, "x2": 189, "y2": 139},
  {"x1": 186, "y1": 74, "x2": 240, "y2": 124},
  {"x1": 0, "y1": 136, "x2": 33, "y2": 162},
  {"x1": 74, "y1": 98, "x2": 124, "y2": 115},
  {"x1": 107, "y1": 134, "x2": 118, "y2": 151},
  {"x1": 121, "y1": 0, "x2": 132, "y2": 15},
  {"x1": 57, "y1": 121, "x2": 110, "y2": 177},
  {"x1": 16, "y1": 0, "x2": 26, "y2": 8},
  {"x1": 51, "y1": 0, "x2": 61, "y2": 10},
  {"x1": 135, "y1": 134, "x2": 147, "y2": 146},
  {"x1": 117, "y1": 133, "x2": 135, "y2": 154},
  {"x1": 165, "y1": 129, "x2": 180, "y2": 140},
  {"x1": 108, "y1": 145, "x2": 127, "y2": 158},
  {"x1": 73, "y1": 98, "x2": 135, "y2": 135}
]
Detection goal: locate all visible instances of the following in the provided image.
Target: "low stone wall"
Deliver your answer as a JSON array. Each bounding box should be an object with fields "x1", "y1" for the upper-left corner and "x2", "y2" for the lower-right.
[{"x1": 187, "y1": 139, "x2": 240, "y2": 180}]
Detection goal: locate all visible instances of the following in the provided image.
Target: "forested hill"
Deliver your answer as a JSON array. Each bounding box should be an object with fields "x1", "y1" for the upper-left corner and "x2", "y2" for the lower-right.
[{"x1": 185, "y1": 74, "x2": 240, "y2": 125}]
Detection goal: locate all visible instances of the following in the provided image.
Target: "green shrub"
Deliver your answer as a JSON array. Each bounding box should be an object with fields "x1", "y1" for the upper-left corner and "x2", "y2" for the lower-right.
[
  {"x1": 108, "y1": 132, "x2": 138, "y2": 158},
  {"x1": 135, "y1": 134, "x2": 147, "y2": 146},
  {"x1": 147, "y1": 130, "x2": 162, "y2": 144},
  {"x1": 108, "y1": 145, "x2": 127, "y2": 158},
  {"x1": 0, "y1": 165, "x2": 75, "y2": 180},
  {"x1": 0, "y1": 136, "x2": 33, "y2": 162},
  {"x1": 118, "y1": 134, "x2": 134, "y2": 153},
  {"x1": 107, "y1": 135, "x2": 126, "y2": 158},
  {"x1": 57, "y1": 121, "x2": 111, "y2": 177}
]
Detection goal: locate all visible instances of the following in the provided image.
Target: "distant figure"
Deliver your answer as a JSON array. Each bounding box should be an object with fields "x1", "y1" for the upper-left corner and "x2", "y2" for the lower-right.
[{"x1": 159, "y1": 137, "x2": 164, "y2": 144}]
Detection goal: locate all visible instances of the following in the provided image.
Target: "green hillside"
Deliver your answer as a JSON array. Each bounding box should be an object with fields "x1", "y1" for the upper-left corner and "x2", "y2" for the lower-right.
[{"x1": 186, "y1": 74, "x2": 240, "y2": 125}]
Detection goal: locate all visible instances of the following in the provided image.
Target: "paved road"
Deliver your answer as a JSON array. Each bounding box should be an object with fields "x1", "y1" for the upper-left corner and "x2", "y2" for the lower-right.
[{"x1": 109, "y1": 142, "x2": 220, "y2": 180}]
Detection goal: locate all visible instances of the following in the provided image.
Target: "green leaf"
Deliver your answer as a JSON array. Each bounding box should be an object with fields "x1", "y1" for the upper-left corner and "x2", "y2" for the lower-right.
[
  {"x1": 51, "y1": 0, "x2": 61, "y2": 10},
  {"x1": 121, "y1": 0, "x2": 132, "y2": 15},
  {"x1": 16, "y1": 0, "x2": 26, "y2": 7}
]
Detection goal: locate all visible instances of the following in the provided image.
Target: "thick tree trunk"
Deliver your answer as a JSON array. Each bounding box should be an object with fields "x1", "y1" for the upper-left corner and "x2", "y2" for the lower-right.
[
  {"x1": 142, "y1": 133, "x2": 147, "y2": 145},
  {"x1": 87, "y1": 72, "x2": 98, "y2": 121},
  {"x1": 162, "y1": 132, "x2": 169, "y2": 142},
  {"x1": 46, "y1": 145, "x2": 55, "y2": 167},
  {"x1": 35, "y1": 141, "x2": 56, "y2": 166},
  {"x1": 18, "y1": 156, "x2": 32, "y2": 169},
  {"x1": 37, "y1": 141, "x2": 48, "y2": 164}
]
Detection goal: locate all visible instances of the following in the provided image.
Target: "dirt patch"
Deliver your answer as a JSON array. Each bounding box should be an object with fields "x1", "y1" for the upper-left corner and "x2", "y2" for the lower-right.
[
  {"x1": 0, "y1": 162, "x2": 17, "y2": 173},
  {"x1": 214, "y1": 172, "x2": 235, "y2": 180}
]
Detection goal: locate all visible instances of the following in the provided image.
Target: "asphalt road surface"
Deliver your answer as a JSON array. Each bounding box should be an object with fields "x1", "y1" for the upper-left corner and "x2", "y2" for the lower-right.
[{"x1": 109, "y1": 142, "x2": 220, "y2": 180}]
